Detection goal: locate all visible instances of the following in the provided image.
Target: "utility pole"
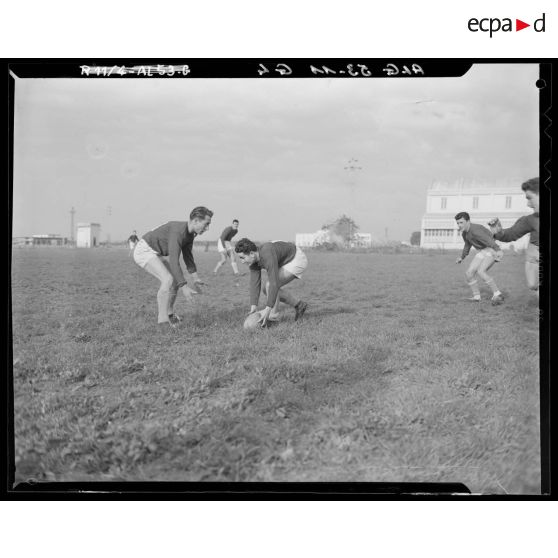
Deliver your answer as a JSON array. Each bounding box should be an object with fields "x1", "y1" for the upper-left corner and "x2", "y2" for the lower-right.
[
  {"x1": 343, "y1": 158, "x2": 362, "y2": 246},
  {"x1": 70, "y1": 207, "x2": 75, "y2": 243},
  {"x1": 106, "y1": 206, "x2": 112, "y2": 244}
]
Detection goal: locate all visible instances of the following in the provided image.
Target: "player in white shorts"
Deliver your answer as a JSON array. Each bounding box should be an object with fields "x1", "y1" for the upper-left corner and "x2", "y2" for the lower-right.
[
  {"x1": 133, "y1": 206, "x2": 213, "y2": 329},
  {"x1": 127, "y1": 231, "x2": 139, "y2": 250},
  {"x1": 214, "y1": 219, "x2": 241, "y2": 276},
  {"x1": 235, "y1": 238, "x2": 308, "y2": 327},
  {"x1": 455, "y1": 212, "x2": 504, "y2": 305}
]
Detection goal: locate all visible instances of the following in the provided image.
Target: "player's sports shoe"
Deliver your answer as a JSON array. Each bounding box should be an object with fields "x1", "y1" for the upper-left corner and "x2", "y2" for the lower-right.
[
  {"x1": 168, "y1": 313, "x2": 182, "y2": 324},
  {"x1": 294, "y1": 301, "x2": 308, "y2": 321},
  {"x1": 466, "y1": 296, "x2": 481, "y2": 302},
  {"x1": 491, "y1": 294, "x2": 504, "y2": 306},
  {"x1": 159, "y1": 321, "x2": 178, "y2": 331},
  {"x1": 268, "y1": 312, "x2": 281, "y2": 322}
]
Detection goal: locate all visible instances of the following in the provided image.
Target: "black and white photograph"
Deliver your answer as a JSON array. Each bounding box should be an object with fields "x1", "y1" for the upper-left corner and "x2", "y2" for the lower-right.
[{"x1": 9, "y1": 61, "x2": 547, "y2": 494}]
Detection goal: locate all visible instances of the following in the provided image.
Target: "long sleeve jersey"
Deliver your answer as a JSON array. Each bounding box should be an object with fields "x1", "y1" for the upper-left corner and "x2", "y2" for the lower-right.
[
  {"x1": 461, "y1": 223, "x2": 500, "y2": 260},
  {"x1": 220, "y1": 226, "x2": 238, "y2": 244},
  {"x1": 249, "y1": 241, "x2": 297, "y2": 307},
  {"x1": 494, "y1": 213, "x2": 539, "y2": 247},
  {"x1": 142, "y1": 221, "x2": 197, "y2": 288}
]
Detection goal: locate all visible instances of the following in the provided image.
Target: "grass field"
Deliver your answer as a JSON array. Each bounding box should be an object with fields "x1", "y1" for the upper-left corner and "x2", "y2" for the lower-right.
[{"x1": 10, "y1": 246, "x2": 541, "y2": 492}]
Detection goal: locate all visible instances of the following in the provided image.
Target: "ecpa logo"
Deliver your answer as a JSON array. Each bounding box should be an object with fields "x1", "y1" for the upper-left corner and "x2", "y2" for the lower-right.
[{"x1": 468, "y1": 13, "x2": 546, "y2": 37}]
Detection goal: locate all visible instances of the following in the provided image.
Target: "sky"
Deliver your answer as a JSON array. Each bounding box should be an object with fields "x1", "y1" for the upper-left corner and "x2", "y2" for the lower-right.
[{"x1": 12, "y1": 64, "x2": 539, "y2": 243}]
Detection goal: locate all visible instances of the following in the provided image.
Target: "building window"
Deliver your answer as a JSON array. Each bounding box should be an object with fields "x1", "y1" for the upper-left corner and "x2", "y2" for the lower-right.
[
  {"x1": 441, "y1": 197, "x2": 447, "y2": 209},
  {"x1": 505, "y1": 196, "x2": 512, "y2": 209},
  {"x1": 424, "y1": 228, "x2": 454, "y2": 238},
  {"x1": 473, "y1": 196, "x2": 479, "y2": 209}
]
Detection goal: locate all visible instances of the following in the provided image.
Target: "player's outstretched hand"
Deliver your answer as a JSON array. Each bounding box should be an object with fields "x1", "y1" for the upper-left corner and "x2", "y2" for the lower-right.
[
  {"x1": 258, "y1": 307, "x2": 272, "y2": 327},
  {"x1": 455, "y1": 257, "x2": 463, "y2": 264},
  {"x1": 182, "y1": 286, "x2": 200, "y2": 301},
  {"x1": 193, "y1": 279, "x2": 206, "y2": 293},
  {"x1": 494, "y1": 250, "x2": 504, "y2": 262}
]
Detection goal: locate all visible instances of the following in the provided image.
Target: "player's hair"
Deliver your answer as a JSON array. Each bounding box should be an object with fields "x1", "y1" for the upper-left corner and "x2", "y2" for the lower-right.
[
  {"x1": 521, "y1": 177, "x2": 539, "y2": 195},
  {"x1": 454, "y1": 212, "x2": 470, "y2": 221},
  {"x1": 235, "y1": 238, "x2": 258, "y2": 254},
  {"x1": 232, "y1": 219, "x2": 239, "y2": 224},
  {"x1": 189, "y1": 206, "x2": 214, "y2": 221}
]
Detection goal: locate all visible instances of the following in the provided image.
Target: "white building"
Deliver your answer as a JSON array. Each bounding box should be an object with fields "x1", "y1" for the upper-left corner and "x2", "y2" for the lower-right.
[
  {"x1": 420, "y1": 180, "x2": 532, "y2": 251},
  {"x1": 295, "y1": 232, "x2": 319, "y2": 248},
  {"x1": 76, "y1": 223, "x2": 101, "y2": 248},
  {"x1": 350, "y1": 233, "x2": 372, "y2": 248}
]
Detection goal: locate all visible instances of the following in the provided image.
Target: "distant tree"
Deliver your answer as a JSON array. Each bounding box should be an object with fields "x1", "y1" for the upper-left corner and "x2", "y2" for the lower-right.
[
  {"x1": 410, "y1": 231, "x2": 421, "y2": 246},
  {"x1": 322, "y1": 214, "x2": 360, "y2": 244}
]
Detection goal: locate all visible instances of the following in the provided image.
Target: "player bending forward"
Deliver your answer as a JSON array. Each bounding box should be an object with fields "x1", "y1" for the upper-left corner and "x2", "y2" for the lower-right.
[
  {"x1": 133, "y1": 206, "x2": 213, "y2": 329},
  {"x1": 214, "y1": 219, "x2": 241, "y2": 276},
  {"x1": 488, "y1": 177, "x2": 540, "y2": 299},
  {"x1": 455, "y1": 212, "x2": 504, "y2": 305},
  {"x1": 235, "y1": 238, "x2": 308, "y2": 327}
]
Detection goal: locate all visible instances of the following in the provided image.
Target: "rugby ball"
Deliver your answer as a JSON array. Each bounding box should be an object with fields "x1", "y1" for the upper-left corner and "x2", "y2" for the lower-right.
[{"x1": 243, "y1": 311, "x2": 264, "y2": 331}]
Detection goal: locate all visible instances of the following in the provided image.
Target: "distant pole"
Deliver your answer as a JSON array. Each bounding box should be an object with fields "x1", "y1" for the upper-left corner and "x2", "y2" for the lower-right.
[
  {"x1": 107, "y1": 206, "x2": 112, "y2": 244},
  {"x1": 385, "y1": 227, "x2": 388, "y2": 239},
  {"x1": 70, "y1": 207, "x2": 75, "y2": 242},
  {"x1": 344, "y1": 158, "x2": 362, "y2": 200}
]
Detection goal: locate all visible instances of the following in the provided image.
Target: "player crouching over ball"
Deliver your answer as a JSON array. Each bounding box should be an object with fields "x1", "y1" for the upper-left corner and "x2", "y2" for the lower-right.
[{"x1": 235, "y1": 238, "x2": 308, "y2": 328}]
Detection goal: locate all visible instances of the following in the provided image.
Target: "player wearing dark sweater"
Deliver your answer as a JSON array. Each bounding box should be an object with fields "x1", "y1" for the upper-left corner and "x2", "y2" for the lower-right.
[
  {"x1": 489, "y1": 177, "x2": 540, "y2": 298},
  {"x1": 133, "y1": 206, "x2": 213, "y2": 328},
  {"x1": 213, "y1": 219, "x2": 240, "y2": 276},
  {"x1": 235, "y1": 238, "x2": 308, "y2": 327},
  {"x1": 455, "y1": 212, "x2": 504, "y2": 305},
  {"x1": 127, "y1": 231, "x2": 139, "y2": 250}
]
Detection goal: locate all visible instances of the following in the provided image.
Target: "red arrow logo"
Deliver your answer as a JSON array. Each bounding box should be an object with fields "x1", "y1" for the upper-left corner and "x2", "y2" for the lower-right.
[{"x1": 516, "y1": 19, "x2": 530, "y2": 31}]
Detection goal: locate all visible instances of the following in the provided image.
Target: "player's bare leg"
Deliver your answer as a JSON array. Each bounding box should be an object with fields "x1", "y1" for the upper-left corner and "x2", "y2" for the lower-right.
[
  {"x1": 214, "y1": 252, "x2": 228, "y2": 274},
  {"x1": 477, "y1": 254, "x2": 503, "y2": 304},
  {"x1": 263, "y1": 268, "x2": 306, "y2": 321},
  {"x1": 525, "y1": 245, "x2": 539, "y2": 299},
  {"x1": 144, "y1": 258, "x2": 179, "y2": 325},
  {"x1": 229, "y1": 250, "x2": 240, "y2": 275},
  {"x1": 465, "y1": 258, "x2": 482, "y2": 301}
]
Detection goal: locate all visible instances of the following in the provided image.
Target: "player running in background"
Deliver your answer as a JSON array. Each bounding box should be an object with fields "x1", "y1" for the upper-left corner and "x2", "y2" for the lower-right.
[
  {"x1": 213, "y1": 219, "x2": 241, "y2": 276},
  {"x1": 235, "y1": 238, "x2": 308, "y2": 327},
  {"x1": 133, "y1": 206, "x2": 213, "y2": 329},
  {"x1": 127, "y1": 230, "x2": 139, "y2": 250},
  {"x1": 488, "y1": 177, "x2": 540, "y2": 299},
  {"x1": 455, "y1": 212, "x2": 505, "y2": 305}
]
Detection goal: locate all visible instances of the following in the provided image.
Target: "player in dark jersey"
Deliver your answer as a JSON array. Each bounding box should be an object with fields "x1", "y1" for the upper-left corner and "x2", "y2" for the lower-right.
[
  {"x1": 127, "y1": 231, "x2": 139, "y2": 250},
  {"x1": 235, "y1": 238, "x2": 308, "y2": 327},
  {"x1": 133, "y1": 206, "x2": 213, "y2": 329},
  {"x1": 488, "y1": 177, "x2": 540, "y2": 299},
  {"x1": 213, "y1": 219, "x2": 240, "y2": 276},
  {"x1": 455, "y1": 212, "x2": 504, "y2": 305}
]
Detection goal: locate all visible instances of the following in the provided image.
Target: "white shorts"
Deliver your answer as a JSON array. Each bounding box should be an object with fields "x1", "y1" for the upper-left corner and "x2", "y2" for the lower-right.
[
  {"x1": 133, "y1": 238, "x2": 160, "y2": 268},
  {"x1": 475, "y1": 247, "x2": 498, "y2": 260},
  {"x1": 218, "y1": 239, "x2": 233, "y2": 254},
  {"x1": 282, "y1": 246, "x2": 308, "y2": 279}
]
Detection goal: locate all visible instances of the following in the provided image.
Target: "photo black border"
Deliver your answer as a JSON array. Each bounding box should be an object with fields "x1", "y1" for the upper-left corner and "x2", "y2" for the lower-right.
[{"x1": 3, "y1": 58, "x2": 554, "y2": 500}]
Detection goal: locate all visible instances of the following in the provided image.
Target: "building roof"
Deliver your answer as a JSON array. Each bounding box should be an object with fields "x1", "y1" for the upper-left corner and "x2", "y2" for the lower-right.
[
  {"x1": 428, "y1": 179, "x2": 525, "y2": 194},
  {"x1": 422, "y1": 211, "x2": 531, "y2": 220}
]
